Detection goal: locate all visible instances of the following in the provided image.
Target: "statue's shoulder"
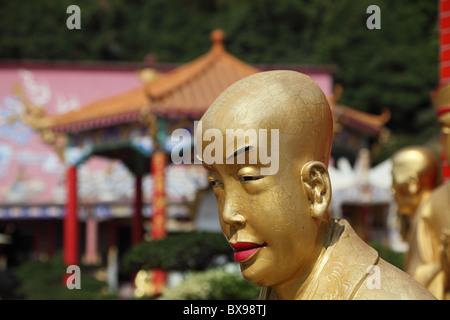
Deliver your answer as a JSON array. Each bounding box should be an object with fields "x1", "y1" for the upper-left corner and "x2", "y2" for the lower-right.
[
  {"x1": 427, "y1": 183, "x2": 449, "y2": 206},
  {"x1": 336, "y1": 220, "x2": 436, "y2": 300},
  {"x1": 416, "y1": 182, "x2": 450, "y2": 226},
  {"x1": 354, "y1": 258, "x2": 436, "y2": 300}
]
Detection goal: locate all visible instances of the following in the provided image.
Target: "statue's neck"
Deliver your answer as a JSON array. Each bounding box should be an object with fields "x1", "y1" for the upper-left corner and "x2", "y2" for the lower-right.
[{"x1": 273, "y1": 219, "x2": 339, "y2": 300}]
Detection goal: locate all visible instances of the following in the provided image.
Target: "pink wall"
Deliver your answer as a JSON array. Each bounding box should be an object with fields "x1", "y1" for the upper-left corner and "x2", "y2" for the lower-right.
[
  {"x1": 307, "y1": 72, "x2": 333, "y2": 96},
  {"x1": 0, "y1": 64, "x2": 144, "y2": 205},
  {"x1": 0, "y1": 65, "x2": 143, "y2": 115}
]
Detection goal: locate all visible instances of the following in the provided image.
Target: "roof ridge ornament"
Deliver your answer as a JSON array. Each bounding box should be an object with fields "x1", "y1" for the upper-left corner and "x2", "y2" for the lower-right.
[{"x1": 210, "y1": 29, "x2": 225, "y2": 52}]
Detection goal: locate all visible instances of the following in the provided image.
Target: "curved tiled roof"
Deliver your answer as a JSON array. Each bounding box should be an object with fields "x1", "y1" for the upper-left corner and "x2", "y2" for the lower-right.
[
  {"x1": 48, "y1": 87, "x2": 148, "y2": 133},
  {"x1": 146, "y1": 31, "x2": 259, "y2": 117},
  {"x1": 44, "y1": 30, "x2": 388, "y2": 136},
  {"x1": 328, "y1": 85, "x2": 390, "y2": 136},
  {"x1": 46, "y1": 29, "x2": 259, "y2": 133}
]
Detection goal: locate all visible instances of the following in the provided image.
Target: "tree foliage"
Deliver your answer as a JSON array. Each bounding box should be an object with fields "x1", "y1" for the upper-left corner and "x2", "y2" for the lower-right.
[
  {"x1": 370, "y1": 242, "x2": 406, "y2": 271},
  {"x1": 0, "y1": 0, "x2": 440, "y2": 149},
  {"x1": 121, "y1": 231, "x2": 233, "y2": 274},
  {"x1": 13, "y1": 251, "x2": 114, "y2": 300}
]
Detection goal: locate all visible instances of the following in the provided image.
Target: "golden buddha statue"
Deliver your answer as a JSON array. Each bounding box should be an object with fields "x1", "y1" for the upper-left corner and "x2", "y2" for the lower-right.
[
  {"x1": 197, "y1": 70, "x2": 435, "y2": 299},
  {"x1": 391, "y1": 146, "x2": 438, "y2": 241},
  {"x1": 404, "y1": 84, "x2": 450, "y2": 300}
]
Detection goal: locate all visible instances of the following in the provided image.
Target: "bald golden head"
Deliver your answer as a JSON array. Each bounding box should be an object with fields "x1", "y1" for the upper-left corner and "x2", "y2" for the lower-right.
[
  {"x1": 200, "y1": 70, "x2": 333, "y2": 167},
  {"x1": 392, "y1": 146, "x2": 438, "y2": 215},
  {"x1": 392, "y1": 146, "x2": 437, "y2": 179},
  {"x1": 198, "y1": 71, "x2": 335, "y2": 291}
]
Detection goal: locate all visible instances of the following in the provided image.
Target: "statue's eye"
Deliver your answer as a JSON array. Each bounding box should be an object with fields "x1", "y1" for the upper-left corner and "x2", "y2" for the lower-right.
[
  {"x1": 239, "y1": 176, "x2": 262, "y2": 182},
  {"x1": 209, "y1": 180, "x2": 223, "y2": 187}
]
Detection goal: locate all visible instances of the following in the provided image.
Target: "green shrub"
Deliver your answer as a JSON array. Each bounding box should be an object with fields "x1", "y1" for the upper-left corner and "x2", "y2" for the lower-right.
[
  {"x1": 369, "y1": 242, "x2": 405, "y2": 270},
  {"x1": 13, "y1": 251, "x2": 115, "y2": 300},
  {"x1": 121, "y1": 231, "x2": 233, "y2": 274},
  {"x1": 158, "y1": 267, "x2": 260, "y2": 300}
]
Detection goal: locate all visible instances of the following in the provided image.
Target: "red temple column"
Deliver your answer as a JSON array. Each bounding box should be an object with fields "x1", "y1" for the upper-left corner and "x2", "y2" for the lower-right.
[
  {"x1": 440, "y1": 0, "x2": 450, "y2": 181},
  {"x1": 64, "y1": 166, "x2": 79, "y2": 266},
  {"x1": 151, "y1": 151, "x2": 167, "y2": 240},
  {"x1": 150, "y1": 150, "x2": 167, "y2": 295},
  {"x1": 131, "y1": 174, "x2": 144, "y2": 245},
  {"x1": 440, "y1": 0, "x2": 450, "y2": 83}
]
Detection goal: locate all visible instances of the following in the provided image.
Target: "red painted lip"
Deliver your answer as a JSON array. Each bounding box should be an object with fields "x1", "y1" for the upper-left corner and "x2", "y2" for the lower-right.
[{"x1": 230, "y1": 242, "x2": 265, "y2": 262}]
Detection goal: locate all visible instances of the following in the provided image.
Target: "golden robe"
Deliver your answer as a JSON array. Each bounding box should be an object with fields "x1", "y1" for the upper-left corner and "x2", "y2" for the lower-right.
[
  {"x1": 261, "y1": 219, "x2": 436, "y2": 300},
  {"x1": 405, "y1": 183, "x2": 450, "y2": 300}
]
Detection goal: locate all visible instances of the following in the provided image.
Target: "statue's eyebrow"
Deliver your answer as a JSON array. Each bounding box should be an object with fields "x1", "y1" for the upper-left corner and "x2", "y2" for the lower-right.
[
  {"x1": 226, "y1": 145, "x2": 253, "y2": 161},
  {"x1": 200, "y1": 160, "x2": 214, "y2": 171},
  {"x1": 196, "y1": 153, "x2": 211, "y2": 170}
]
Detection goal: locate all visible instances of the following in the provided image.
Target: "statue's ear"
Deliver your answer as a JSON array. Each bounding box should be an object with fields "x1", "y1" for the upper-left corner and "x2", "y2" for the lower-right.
[{"x1": 301, "y1": 161, "x2": 332, "y2": 220}]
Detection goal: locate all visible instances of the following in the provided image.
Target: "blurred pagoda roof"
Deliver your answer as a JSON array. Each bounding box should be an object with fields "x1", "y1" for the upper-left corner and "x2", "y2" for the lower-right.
[
  {"x1": 45, "y1": 29, "x2": 259, "y2": 133},
  {"x1": 145, "y1": 29, "x2": 259, "y2": 117},
  {"x1": 47, "y1": 87, "x2": 149, "y2": 133},
  {"x1": 37, "y1": 29, "x2": 389, "y2": 137},
  {"x1": 328, "y1": 84, "x2": 390, "y2": 137}
]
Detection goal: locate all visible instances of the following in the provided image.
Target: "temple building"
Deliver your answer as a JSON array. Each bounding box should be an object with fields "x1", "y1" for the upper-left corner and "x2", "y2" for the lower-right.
[{"x1": 0, "y1": 29, "x2": 390, "y2": 295}]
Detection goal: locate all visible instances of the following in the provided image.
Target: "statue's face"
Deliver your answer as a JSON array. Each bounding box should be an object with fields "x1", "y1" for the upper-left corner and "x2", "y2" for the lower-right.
[
  {"x1": 197, "y1": 70, "x2": 333, "y2": 290},
  {"x1": 391, "y1": 148, "x2": 438, "y2": 216},
  {"x1": 198, "y1": 121, "x2": 323, "y2": 288},
  {"x1": 391, "y1": 169, "x2": 420, "y2": 216},
  {"x1": 391, "y1": 151, "x2": 422, "y2": 216}
]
